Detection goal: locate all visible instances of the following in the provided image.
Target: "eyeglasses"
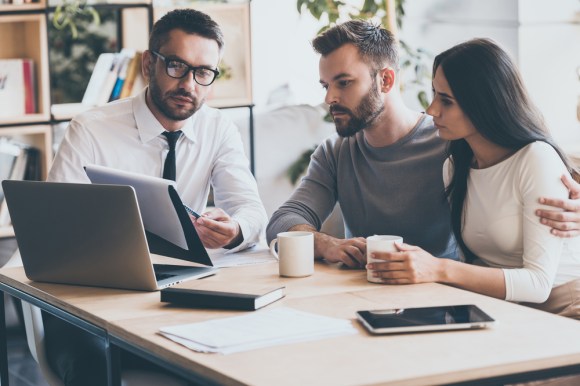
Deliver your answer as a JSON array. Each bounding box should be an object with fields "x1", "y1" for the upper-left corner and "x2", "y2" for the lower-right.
[{"x1": 151, "y1": 51, "x2": 219, "y2": 86}]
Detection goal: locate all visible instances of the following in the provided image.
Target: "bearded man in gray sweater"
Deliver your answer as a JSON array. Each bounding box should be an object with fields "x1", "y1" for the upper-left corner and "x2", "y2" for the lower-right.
[{"x1": 266, "y1": 20, "x2": 580, "y2": 267}]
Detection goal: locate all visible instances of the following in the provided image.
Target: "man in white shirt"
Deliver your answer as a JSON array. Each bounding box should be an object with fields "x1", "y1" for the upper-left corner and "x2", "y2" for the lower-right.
[
  {"x1": 49, "y1": 14, "x2": 265, "y2": 251},
  {"x1": 44, "y1": 9, "x2": 267, "y2": 385}
]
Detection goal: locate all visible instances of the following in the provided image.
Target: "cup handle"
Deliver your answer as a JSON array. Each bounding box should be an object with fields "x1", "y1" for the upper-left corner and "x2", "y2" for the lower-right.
[{"x1": 269, "y1": 238, "x2": 279, "y2": 260}]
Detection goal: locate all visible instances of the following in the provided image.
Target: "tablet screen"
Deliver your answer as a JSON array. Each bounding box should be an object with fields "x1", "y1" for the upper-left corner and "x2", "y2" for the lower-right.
[{"x1": 356, "y1": 304, "x2": 495, "y2": 334}]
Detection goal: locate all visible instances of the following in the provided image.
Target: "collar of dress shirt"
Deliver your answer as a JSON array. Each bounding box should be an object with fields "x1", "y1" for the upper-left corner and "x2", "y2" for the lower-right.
[{"x1": 133, "y1": 87, "x2": 202, "y2": 145}]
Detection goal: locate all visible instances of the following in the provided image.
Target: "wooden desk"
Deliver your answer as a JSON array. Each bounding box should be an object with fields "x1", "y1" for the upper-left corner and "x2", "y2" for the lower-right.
[{"x1": 2, "y1": 261, "x2": 580, "y2": 386}]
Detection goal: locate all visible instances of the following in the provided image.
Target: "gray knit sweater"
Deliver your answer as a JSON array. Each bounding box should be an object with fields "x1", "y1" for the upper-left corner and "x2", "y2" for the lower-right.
[{"x1": 267, "y1": 114, "x2": 458, "y2": 259}]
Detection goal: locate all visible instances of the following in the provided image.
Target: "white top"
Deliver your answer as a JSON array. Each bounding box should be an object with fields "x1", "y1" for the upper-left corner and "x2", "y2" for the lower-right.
[
  {"x1": 444, "y1": 141, "x2": 580, "y2": 303},
  {"x1": 48, "y1": 89, "x2": 267, "y2": 252}
]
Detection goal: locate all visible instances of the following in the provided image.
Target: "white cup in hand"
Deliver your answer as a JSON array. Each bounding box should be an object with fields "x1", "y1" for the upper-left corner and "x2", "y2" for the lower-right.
[
  {"x1": 366, "y1": 235, "x2": 403, "y2": 284},
  {"x1": 269, "y1": 231, "x2": 314, "y2": 277}
]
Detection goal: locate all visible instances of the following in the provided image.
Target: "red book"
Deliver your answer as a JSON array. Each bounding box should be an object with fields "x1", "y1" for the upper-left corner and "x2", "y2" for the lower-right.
[
  {"x1": 0, "y1": 59, "x2": 36, "y2": 117},
  {"x1": 22, "y1": 59, "x2": 36, "y2": 114}
]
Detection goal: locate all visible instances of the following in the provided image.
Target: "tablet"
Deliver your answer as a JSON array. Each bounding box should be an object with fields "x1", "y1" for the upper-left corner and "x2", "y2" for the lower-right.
[{"x1": 356, "y1": 304, "x2": 495, "y2": 334}]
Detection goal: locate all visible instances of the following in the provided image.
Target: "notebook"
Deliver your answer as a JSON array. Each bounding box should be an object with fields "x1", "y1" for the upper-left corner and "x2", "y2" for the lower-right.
[{"x1": 1, "y1": 180, "x2": 216, "y2": 291}]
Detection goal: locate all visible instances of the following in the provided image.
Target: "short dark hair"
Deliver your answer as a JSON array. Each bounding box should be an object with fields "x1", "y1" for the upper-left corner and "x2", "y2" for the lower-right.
[
  {"x1": 312, "y1": 19, "x2": 399, "y2": 72},
  {"x1": 149, "y1": 9, "x2": 225, "y2": 53}
]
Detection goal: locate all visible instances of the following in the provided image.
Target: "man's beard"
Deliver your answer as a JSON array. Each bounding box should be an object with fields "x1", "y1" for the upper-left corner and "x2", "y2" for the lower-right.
[
  {"x1": 330, "y1": 84, "x2": 384, "y2": 137},
  {"x1": 149, "y1": 68, "x2": 203, "y2": 121}
]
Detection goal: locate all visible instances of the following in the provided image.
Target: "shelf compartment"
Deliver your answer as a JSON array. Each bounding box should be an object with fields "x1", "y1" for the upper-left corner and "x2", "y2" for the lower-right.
[
  {"x1": 0, "y1": 0, "x2": 46, "y2": 13},
  {"x1": 0, "y1": 13, "x2": 50, "y2": 122},
  {"x1": 0, "y1": 124, "x2": 52, "y2": 180}
]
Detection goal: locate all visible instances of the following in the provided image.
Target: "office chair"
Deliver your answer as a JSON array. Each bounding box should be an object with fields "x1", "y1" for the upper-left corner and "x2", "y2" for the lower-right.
[
  {"x1": 21, "y1": 301, "x2": 188, "y2": 386},
  {"x1": 21, "y1": 301, "x2": 64, "y2": 386}
]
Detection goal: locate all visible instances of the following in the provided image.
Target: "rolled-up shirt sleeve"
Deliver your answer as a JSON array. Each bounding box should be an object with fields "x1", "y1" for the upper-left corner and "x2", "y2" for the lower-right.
[
  {"x1": 210, "y1": 121, "x2": 267, "y2": 252},
  {"x1": 267, "y1": 142, "x2": 338, "y2": 243}
]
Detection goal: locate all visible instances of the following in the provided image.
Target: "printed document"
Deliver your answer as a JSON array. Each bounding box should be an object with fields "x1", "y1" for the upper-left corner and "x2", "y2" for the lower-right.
[
  {"x1": 208, "y1": 243, "x2": 276, "y2": 267},
  {"x1": 159, "y1": 307, "x2": 357, "y2": 354}
]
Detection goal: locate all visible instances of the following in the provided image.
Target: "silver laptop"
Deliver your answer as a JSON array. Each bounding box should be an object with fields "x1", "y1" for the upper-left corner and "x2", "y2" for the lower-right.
[
  {"x1": 2, "y1": 180, "x2": 217, "y2": 291},
  {"x1": 84, "y1": 164, "x2": 213, "y2": 266}
]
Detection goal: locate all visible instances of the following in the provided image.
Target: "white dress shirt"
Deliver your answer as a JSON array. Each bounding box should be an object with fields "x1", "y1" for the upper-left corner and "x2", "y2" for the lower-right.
[
  {"x1": 444, "y1": 142, "x2": 580, "y2": 303},
  {"x1": 48, "y1": 88, "x2": 267, "y2": 251}
]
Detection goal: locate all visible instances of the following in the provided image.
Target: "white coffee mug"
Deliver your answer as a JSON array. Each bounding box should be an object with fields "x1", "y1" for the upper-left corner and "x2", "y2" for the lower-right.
[
  {"x1": 366, "y1": 235, "x2": 403, "y2": 284},
  {"x1": 269, "y1": 231, "x2": 314, "y2": 277}
]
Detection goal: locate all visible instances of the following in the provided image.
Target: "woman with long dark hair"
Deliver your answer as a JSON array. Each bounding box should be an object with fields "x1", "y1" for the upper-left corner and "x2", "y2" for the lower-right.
[{"x1": 368, "y1": 38, "x2": 580, "y2": 318}]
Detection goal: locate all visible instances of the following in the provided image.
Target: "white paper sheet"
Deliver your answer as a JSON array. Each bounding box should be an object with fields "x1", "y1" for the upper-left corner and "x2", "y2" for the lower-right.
[
  {"x1": 208, "y1": 244, "x2": 276, "y2": 267},
  {"x1": 159, "y1": 307, "x2": 357, "y2": 354}
]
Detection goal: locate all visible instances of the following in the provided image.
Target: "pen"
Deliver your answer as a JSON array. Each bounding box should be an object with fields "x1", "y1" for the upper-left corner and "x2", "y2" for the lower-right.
[{"x1": 183, "y1": 205, "x2": 201, "y2": 219}]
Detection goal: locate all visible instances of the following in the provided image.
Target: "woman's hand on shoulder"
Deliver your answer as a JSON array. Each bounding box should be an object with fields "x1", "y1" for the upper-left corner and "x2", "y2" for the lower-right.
[{"x1": 536, "y1": 174, "x2": 580, "y2": 238}]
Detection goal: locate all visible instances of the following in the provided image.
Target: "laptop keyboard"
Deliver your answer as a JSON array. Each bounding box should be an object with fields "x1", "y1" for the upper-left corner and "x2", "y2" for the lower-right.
[
  {"x1": 153, "y1": 264, "x2": 178, "y2": 281},
  {"x1": 155, "y1": 272, "x2": 175, "y2": 281}
]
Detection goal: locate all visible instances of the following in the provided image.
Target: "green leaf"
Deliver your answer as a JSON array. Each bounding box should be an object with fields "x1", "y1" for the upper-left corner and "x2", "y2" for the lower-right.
[
  {"x1": 297, "y1": 0, "x2": 306, "y2": 14},
  {"x1": 317, "y1": 24, "x2": 330, "y2": 34},
  {"x1": 88, "y1": 7, "x2": 100, "y2": 26},
  {"x1": 361, "y1": 0, "x2": 378, "y2": 14},
  {"x1": 287, "y1": 146, "x2": 317, "y2": 185},
  {"x1": 70, "y1": 21, "x2": 78, "y2": 39},
  {"x1": 418, "y1": 91, "x2": 429, "y2": 110}
]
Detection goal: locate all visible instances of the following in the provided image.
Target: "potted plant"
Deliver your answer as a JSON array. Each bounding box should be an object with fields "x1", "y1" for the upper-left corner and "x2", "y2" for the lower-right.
[{"x1": 52, "y1": 0, "x2": 100, "y2": 39}]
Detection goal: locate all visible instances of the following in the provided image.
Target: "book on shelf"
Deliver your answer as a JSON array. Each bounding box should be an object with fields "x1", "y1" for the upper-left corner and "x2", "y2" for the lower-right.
[
  {"x1": 82, "y1": 53, "x2": 116, "y2": 106},
  {"x1": 0, "y1": 140, "x2": 42, "y2": 227},
  {"x1": 22, "y1": 59, "x2": 36, "y2": 113},
  {"x1": 119, "y1": 51, "x2": 143, "y2": 100},
  {"x1": 0, "y1": 139, "x2": 21, "y2": 202},
  {"x1": 109, "y1": 53, "x2": 132, "y2": 101},
  {"x1": 23, "y1": 147, "x2": 40, "y2": 181},
  {"x1": 130, "y1": 69, "x2": 146, "y2": 96},
  {"x1": 0, "y1": 59, "x2": 36, "y2": 117},
  {"x1": 160, "y1": 282, "x2": 285, "y2": 311},
  {"x1": 82, "y1": 49, "x2": 142, "y2": 107}
]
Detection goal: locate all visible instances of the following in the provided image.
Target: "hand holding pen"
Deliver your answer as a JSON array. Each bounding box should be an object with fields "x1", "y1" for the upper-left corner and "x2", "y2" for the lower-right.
[
  {"x1": 183, "y1": 204, "x2": 201, "y2": 219},
  {"x1": 190, "y1": 207, "x2": 243, "y2": 249}
]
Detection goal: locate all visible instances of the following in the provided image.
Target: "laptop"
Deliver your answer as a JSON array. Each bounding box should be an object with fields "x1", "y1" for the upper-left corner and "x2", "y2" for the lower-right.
[
  {"x1": 2, "y1": 180, "x2": 217, "y2": 291},
  {"x1": 83, "y1": 164, "x2": 212, "y2": 266}
]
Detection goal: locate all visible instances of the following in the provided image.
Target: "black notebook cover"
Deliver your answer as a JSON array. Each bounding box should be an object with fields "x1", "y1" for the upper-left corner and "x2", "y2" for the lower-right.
[{"x1": 160, "y1": 285, "x2": 285, "y2": 311}]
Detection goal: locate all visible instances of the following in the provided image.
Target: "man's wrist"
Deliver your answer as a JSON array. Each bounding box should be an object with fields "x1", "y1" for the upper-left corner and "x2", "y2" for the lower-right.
[
  {"x1": 288, "y1": 224, "x2": 328, "y2": 259},
  {"x1": 223, "y1": 223, "x2": 244, "y2": 249}
]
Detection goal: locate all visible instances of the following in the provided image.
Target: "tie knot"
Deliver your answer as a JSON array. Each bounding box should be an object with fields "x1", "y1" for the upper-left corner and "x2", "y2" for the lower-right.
[{"x1": 162, "y1": 130, "x2": 182, "y2": 149}]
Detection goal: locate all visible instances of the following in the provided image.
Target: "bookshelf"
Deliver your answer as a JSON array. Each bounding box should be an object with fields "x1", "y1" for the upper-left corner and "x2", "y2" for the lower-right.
[
  {"x1": 0, "y1": 10, "x2": 50, "y2": 124},
  {"x1": 0, "y1": 0, "x2": 255, "y2": 240},
  {"x1": 0, "y1": 1, "x2": 151, "y2": 240},
  {"x1": 0, "y1": 1, "x2": 46, "y2": 13},
  {"x1": 0, "y1": 1, "x2": 49, "y2": 239}
]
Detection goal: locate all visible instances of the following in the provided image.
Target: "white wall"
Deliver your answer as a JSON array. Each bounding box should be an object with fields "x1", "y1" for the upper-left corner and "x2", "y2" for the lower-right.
[
  {"x1": 248, "y1": 0, "x2": 580, "y2": 146},
  {"x1": 250, "y1": 0, "x2": 326, "y2": 107},
  {"x1": 400, "y1": 0, "x2": 580, "y2": 147},
  {"x1": 241, "y1": 0, "x2": 580, "y2": 220}
]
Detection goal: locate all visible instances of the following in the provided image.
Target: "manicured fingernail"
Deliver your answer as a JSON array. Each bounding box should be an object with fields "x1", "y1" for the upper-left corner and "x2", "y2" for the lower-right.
[
  {"x1": 539, "y1": 197, "x2": 545, "y2": 203},
  {"x1": 540, "y1": 218, "x2": 547, "y2": 224}
]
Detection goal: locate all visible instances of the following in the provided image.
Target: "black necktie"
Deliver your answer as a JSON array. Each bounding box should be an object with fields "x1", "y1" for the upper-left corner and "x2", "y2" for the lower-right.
[{"x1": 162, "y1": 130, "x2": 182, "y2": 181}]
